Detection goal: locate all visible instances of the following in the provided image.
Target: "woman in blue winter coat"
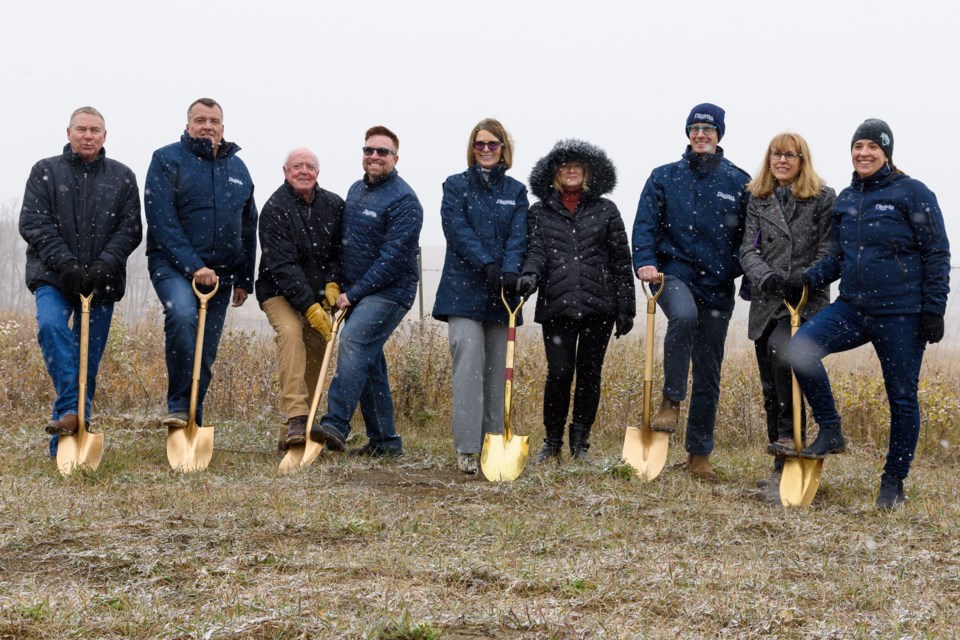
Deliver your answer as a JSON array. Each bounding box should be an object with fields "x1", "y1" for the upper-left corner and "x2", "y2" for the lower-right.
[
  {"x1": 787, "y1": 119, "x2": 951, "y2": 510},
  {"x1": 432, "y1": 119, "x2": 528, "y2": 475},
  {"x1": 740, "y1": 132, "x2": 835, "y2": 488}
]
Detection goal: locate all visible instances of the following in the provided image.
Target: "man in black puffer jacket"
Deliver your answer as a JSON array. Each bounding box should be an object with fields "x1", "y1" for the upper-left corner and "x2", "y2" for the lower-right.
[
  {"x1": 519, "y1": 139, "x2": 635, "y2": 462},
  {"x1": 19, "y1": 106, "x2": 142, "y2": 456},
  {"x1": 255, "y1": 148, "x2": 343, "y2": 450}
]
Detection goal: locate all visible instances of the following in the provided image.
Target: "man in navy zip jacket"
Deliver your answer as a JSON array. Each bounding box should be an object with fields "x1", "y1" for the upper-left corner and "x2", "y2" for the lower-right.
[
  {"x1": 20, "y1": 106, "x2": 142, "y2": 456},
  {"x1": 309, "y1": 126, "x2": 423, "y2": 457},
  {"x1": 145, "y1": 98, "x2": 258, "y2": 430},
  {"x1": 632, "y1": 103, "x2": 750, "y2": 481}
]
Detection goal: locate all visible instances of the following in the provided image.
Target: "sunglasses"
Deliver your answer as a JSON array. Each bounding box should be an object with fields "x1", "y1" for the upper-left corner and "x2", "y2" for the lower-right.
[
  {"x1": 362, "y1": 146, "x2": 395, "y2": 157},
  {"x1": 473, "y1": 140, "x2": 502, "y2": 152}
]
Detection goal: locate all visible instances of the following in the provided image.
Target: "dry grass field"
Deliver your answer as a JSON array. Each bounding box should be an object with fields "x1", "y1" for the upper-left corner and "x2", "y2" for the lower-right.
[{"x1": 1, "y1": 314, "x2": 959, "y2": 639}]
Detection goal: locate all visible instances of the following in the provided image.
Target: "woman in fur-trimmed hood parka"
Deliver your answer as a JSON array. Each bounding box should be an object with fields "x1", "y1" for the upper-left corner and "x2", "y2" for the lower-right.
[{"x1": 518, "y1": 139, "x2": 635, "y2": 462}]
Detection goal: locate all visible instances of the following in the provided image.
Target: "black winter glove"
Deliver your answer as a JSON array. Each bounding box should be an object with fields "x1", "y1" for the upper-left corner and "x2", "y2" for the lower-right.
[
  {"x1": 760, "y1": 274, "x2": 786, "y2": 299},
  {"x1": 783, "y1": 273, "x2": 806, "y2": 306},
  {"x1": 84, "y1": 260, "x2": 114, "y2": 296},
  {"x1": 483, "y1": 263, "x2": 501, "y2": 291},
  {"x1": 500, "y1": 272, "x2": 518, "y2": 294},
  {"x1": 59, "y1": 260, "x2": 86, "y2": 297},
  {"x1": 614, "y1": 313, "x2": 634, "y2": 338},
  {"x1": 517, "y1": 273, "x2": 539, "y2": 298},
  {"x1": 919, "y1": 313, "x2": 945, "y2": 344}
]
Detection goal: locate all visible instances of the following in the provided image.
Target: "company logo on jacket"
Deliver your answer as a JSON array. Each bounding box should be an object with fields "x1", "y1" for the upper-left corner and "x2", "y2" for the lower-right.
[
  {"x1": 496, "y1": 199, "x2": 516, "y2": 206},
  {"x1": 361, "y1": 208, "x2": 379, "y2": 218},
  {"x1": 716, "y1": 191, "x2": 736, "y2": 202},
  {"x1": 875, "y1": 203, "x2": 895, "y2": 211},
  {"x1": 229, "y1": 176, "x2": 244, "y2": 186}
]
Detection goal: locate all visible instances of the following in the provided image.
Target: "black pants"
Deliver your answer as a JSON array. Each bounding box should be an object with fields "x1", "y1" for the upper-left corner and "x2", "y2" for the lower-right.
[
  {"x1": 754, "y1": 315, "x2": 806, "y2": 450},
  {"x1": 541, "y1": 315, "x2": 615, "y2": 433}
]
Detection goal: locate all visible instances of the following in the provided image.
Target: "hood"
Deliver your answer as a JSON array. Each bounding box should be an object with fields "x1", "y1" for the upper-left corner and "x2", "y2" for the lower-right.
[{"x1": 529, "y1": 138, "x2": 617, "y2": 201}]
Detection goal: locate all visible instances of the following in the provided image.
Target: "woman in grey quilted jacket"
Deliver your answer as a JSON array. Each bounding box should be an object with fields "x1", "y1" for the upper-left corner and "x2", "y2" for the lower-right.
[{"x1": 740, "y1": 132, "x2": 835, "y2": 487}]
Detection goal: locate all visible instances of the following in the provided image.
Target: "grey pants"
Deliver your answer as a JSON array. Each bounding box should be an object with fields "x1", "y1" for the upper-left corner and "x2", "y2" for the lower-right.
[{"x1": 448, "y1": 317, "x2": 507, "y2": 454}]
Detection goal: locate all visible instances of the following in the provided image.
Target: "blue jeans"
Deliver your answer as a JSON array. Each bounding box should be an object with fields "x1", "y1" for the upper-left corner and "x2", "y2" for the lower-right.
[
  {"x1": 320, "y1": 294, "x2": 408, "y2": 452},
  {"x1": 149, "y1": 264, "x2": 232, "y2": 426},
  {"x1": 35, "y1": 285, "x2": 114, "y2": 454},
  {"x1": 657, "y1": 277, "x2": 732, "y2": 456},
  {"x1": 788, "y1": 298, "x2": 926, "y2": 480}
]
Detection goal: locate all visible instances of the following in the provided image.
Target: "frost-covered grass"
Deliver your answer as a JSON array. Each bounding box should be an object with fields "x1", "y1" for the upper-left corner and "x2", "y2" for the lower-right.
[{"x1": 1, "y1": 312, "x2": 958, "y2": 638}]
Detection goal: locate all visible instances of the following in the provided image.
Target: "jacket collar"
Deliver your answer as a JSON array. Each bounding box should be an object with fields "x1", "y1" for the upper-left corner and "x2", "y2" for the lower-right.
[
  {"x1": 363, "y1": 168, "x2": 399, "y2": 190},
  {"x1": 62, "y1": 143, "x2": 105, "y2": 170},
  {"x1": 180, "y1": 132, "x2": 239, "y2": 161},
  {"x1": 851, "y1": 164, "x2": 898, "y2": 191},
  {"x1": 683, "y1": 145, "x2": 724, "y2": 176},
  {"x1": 282, "y1": 180, "x2": 320, "y2": 205},
  {"x1": 469, "y1": 162, "x2": 506, "y2": 187}
]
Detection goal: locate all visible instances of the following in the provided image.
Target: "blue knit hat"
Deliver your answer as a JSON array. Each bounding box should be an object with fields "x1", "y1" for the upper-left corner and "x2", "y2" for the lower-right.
[
  {"x1": 851, "y1": 118, "x2": 893, "y2": 161},
  {"x1": 686, "y1": 103, "x2": 726, "y2": 141}
]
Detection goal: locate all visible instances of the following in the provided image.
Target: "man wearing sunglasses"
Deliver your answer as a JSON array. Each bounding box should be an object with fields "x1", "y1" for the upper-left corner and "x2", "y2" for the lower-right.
[
  {"x1": 309, "y1": 125, "x2": 423, "y2": 458},
  {"x1": 631, "y1": 103, "x2": 750, "y2": 482}
]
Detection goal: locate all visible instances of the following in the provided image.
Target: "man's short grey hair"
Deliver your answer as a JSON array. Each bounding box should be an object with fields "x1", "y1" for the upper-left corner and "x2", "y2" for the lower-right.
[
  {"x1": 284, "y1": 148, "x2": 319, "y2": 168},
  {"x1": 187, "y1": 97, "x2": 222, "y2": 120},
  {"x1": 69, "y1": 106, "x2": 105, "y2": 128}
]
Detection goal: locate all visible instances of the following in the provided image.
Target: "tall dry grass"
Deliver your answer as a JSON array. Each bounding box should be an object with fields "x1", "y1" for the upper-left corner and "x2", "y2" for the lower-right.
[{"x1": 2, "y1": 310, "x2": 958, "y2": 462}]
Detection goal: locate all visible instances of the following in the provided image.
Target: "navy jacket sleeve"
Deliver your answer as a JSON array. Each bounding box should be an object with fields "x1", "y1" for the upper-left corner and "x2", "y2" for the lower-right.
[
  {"x1": 632, "y1": 173, "x2": 662, "y2": 272},
  {"x1": 909, "y1": 182, "x2": 951, "y2": 315},
  {"x1": 19, "y1": 161, "x2": 76, "y2": 272},
  {"x1": 348, "y1": 192, "x2": 423, "y2": 302},
  {"x1": 501, "y1": 187, "x2": 529, "y2": 274},
  {"x1": 238, "y1": 190, "x2": 258, "y2": 292},
  {"x1": 804, "y1": 207, "x2": 843, "y2": 290},
  {"x1": 144, "y1": 151, "x2": 206, "y2": 277}
]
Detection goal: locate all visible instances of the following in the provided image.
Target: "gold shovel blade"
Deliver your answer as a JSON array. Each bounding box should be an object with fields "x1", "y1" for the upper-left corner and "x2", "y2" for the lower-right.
[
  {"x1": 278, "y1": 438, "x2": 324, "y2": 476},
  {"x1": 779, "y1": 457, "x2": 823, "y2": 507},
  {"x1": 621, "y1": 426, "x2": 670, "y2": 480},
  {"x1": 480, "y1": 432, "x2": 530, "y2": 482},
  {"x1": 166, "y1": 423, "x2": 215, "y2": 473},
  {"x1": 56, "y1": 426, "x2": 104, "y2": 475}
]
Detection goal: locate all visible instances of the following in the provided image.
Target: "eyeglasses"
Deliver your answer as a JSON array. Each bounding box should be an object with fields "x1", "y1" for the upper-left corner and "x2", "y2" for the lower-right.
[
  {"x1": 362, "y1": 146, "x2": 395, "y2": 157},
  {"x1": 687, "y1": 124, "x2": 718, "y2": 135},
  {"x1": 473, "y1": 140, "x2": 502, "y2": 152},
  {"x1": 769, "y1": 151, "x2": 802, "y2": 161}
]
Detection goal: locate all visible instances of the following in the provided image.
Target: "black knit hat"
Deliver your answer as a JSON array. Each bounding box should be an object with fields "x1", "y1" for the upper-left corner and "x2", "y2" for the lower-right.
[{"x1": 851, "y1": 118, "x2": 893, "y2": 160}]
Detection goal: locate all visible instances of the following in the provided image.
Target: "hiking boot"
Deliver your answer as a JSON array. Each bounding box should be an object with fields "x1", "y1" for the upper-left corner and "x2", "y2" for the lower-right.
[
  {"x1": 876, "y1": 474, "x2": 905, "y2": 511},
  {"x1": 457, "y1": 452, "x2": 479, "y2": 474},
  {"x1": 309, "y1": 422, "x2": 346, "y2": 452},
  {"x1": 767, "y1": 436, "x2": 798, "y2": 457},
  {"x1": 758, "y1": 455, "x2": 786, "y2": 488},
  {"x1": 687, "y1": 454, "x2": 718, "y2": 483},
  {"x1": 651, "y1": 397, "x2": 681, "y2": 433},
  {"x1": 535, "y1": 442, "x2": 562, "y2": 463},
  {"x1": 283, "y1": 415, "x2": 308, "y2": 449},
  {"x1": 348, "y1": 442, "x2": 404, "y2": 458},
  {"x1": 162, "y1": 411, "x2": 189, "y2": 430},
  {"x1": 800, "y1": 423, "x2": 846, "y2": 459},
  {"x1": 45, "y1": 414, "x2": 79, "y2": 436}
]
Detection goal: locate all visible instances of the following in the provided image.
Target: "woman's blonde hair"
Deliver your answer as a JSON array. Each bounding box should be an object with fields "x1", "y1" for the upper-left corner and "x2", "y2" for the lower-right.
[{"x1": 747, "y1": 132, "x2": 825, "y2": 199}]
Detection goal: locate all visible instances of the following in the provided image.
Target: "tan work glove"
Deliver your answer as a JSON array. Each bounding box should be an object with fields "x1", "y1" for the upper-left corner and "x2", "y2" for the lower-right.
[
  {"x1": 325, "y1": 282, "x2": 341, "y2": 310},
  {"x1": 305, "y1": 303, "x2": 332, "y2": 340}
]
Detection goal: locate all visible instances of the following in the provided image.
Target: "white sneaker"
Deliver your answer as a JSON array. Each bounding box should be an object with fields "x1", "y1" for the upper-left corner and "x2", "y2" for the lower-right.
[{"x1": 457, "y1": 452, "x2": 478, "y2": 474}]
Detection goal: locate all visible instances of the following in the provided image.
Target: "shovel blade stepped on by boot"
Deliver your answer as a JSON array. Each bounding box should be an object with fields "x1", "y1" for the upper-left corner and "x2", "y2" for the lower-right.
[
  {"x1": 622, "y1": 275, "x2": 669, "y2": 480},
  {"x1": 779, "y1": 284, "x2": 823, "y2": 507},
  {"x1": 481, "y1": 290, "x2": 529, "y2": 482},
  {"x1": 167, "y1": 278, "x2": 219, "y2": 473},
  {"x1": 56, "y1": 293, "x2": 104, "y2": 476},
  {"x1": 279, "y1": 309, "x2": 348, "y2": 475}
]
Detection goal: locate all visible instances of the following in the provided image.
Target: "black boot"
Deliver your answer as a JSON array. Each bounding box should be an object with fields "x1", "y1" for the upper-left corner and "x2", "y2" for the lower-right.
[
  {"x1": 799, "y1": 422, "x2": 846, "y2": 459},
  {"x1": 876, "y1": 473, "x2": 905, "y2": 511},
  {"x1": 535, "y1": 425, "x2": 563, "y2": 463},
  {"x1": 569, "y1": 423, "x2": 591, "y2": 461}
]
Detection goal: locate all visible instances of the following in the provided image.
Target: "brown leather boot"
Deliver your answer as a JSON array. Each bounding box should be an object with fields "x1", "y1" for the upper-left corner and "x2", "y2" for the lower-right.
[
  {"x1": 284, "y1": 415, "x2": 308, "y2": 449},
  {"x1": 44, "y1": 414, "x2": 79, "y2": 436},
  {"x1": 687, "y1": 454, "x2": 718, "y2": 483},
  {"x1": 651, "y1": 397, "x2": 681, "y2": 433}
]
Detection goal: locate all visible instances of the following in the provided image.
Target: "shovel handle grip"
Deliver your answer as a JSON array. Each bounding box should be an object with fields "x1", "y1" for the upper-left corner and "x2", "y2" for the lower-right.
[
  {"x1": 642, "y1": 274, "x2": 664, "y2": 314},
  {"x1": 192, "y1": 276, "x2": 220, "y2": 308}
]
